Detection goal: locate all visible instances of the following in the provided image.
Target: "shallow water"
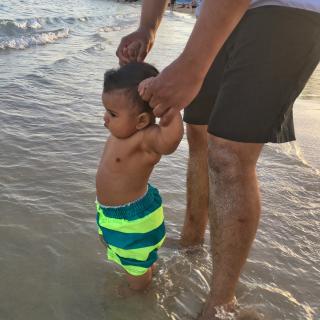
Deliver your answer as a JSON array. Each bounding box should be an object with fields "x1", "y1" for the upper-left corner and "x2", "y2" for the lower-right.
[{"x1": 0, "y1": 1, "x2": 319, "y2": 319}]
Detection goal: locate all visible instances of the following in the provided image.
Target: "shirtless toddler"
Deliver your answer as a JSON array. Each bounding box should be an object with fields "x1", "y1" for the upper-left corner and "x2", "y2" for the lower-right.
[{"x1": 96, "y1": 62, "x2": 183, "y2": 291}]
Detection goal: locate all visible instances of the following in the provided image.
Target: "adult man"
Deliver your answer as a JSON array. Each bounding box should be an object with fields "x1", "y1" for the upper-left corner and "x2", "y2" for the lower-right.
[{"x1": 116, "y1": 0, "x2": 320, "y2": 318}]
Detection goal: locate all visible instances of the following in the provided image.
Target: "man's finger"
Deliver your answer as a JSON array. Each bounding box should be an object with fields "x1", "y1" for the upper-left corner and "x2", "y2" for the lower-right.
[
  {"x1": 138, "y1": 79, "x2": 148, "y2": 96},
  {"x1": 116, "y1": 38, "x2": 128, "y2": 59},
  {"x1": 137, "y1": 42, "x2": 147, "y2": 62},
  {"x1": 139, "y1": 78, "x2": 155, "y2": 102},
  {"x1": 141, "y1": 86, "x2": 153, "y2": 102},
  {"x1": 127, "y1": 42, "x2": 140, "y2": 61},
  {"x1": 153, "y1": 103, "x2": 170, "y2": 118},
  {"x1": 149, "y1": 95, "x2": 162, "y2": 109},
  {"x1": 117, "y1": 46, "x2": 130, "y2": 65},
  {"x1": 138, "y1": 78, "x2": 154, "y2": 93}
]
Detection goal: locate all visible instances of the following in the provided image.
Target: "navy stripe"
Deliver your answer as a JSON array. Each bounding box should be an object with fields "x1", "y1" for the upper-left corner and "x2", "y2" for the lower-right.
[
  {"x1": 97, "y1": 184, "x2": 162, "y2": 221},
  {"x1": 116, "y1": 250, "x2": 158, "y2": 269},
  {"x1": 99, "y1": 222, "x2": 166, "y2": 250}
]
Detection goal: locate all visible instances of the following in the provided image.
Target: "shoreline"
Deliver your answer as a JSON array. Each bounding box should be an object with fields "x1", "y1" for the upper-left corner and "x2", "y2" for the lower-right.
[
  {"x1": 166, "y1": 4, "x2": 196, "y2": 16},
  {"x1": 117, "y1": 0, "x2": 197, "y2": 16},
  {"x1": 167, "y1": 5, "x2": 196, "y2": 15}
]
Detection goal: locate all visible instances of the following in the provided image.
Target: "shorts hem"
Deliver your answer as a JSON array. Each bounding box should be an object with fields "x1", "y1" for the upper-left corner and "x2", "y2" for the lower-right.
[
  {"x1": 183, "y1": 118, "x2": 208, "y2": 126},
  {"x1": 207, "y1": 129, "x2": 296, "y2": 144}
]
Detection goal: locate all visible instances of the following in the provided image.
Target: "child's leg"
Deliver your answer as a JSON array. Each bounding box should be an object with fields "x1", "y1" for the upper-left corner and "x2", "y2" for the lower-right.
[{"x1": 126, "y1": 266, "x2": 153, "y2": 291}]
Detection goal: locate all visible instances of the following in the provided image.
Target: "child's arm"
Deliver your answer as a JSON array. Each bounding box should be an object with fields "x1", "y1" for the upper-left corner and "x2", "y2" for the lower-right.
[{"x1": 143, "y1": 111, "x2": 184, "y2": 155}]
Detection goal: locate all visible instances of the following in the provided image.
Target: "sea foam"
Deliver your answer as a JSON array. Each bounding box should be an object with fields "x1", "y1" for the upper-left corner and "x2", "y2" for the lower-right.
[{"x1": 0, "y1": 28, "x2": 69, "y2": 50}]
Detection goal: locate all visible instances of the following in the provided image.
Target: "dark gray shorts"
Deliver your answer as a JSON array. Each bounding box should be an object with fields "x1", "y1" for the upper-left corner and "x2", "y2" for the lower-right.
[{"x1": 183, "y1": 6, "x2": 320, "y2": 143}]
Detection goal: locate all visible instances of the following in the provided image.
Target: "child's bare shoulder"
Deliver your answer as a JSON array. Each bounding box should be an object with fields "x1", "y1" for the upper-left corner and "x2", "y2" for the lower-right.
[
  {"x1": 123, "y1": 130, "x2": 146, "y2": 150},
  {"x1": 140, "y1": 124, "x2": 159, "y2": 145},
  {"x1": 127, "y1": 128, "x2": 157, "y2": 154}
]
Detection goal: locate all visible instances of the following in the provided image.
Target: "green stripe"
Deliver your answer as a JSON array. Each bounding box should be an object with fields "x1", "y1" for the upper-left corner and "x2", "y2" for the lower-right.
[
  {"x1": 99, "y1": 221, "x2": 165, "y2": 250},
  {"x1": 107, "y1": 244, "x2": 164, "y2": 276},
  {"x1": 97, "y1": 205, "x2": 164, "y2": 234},
  {"x1": 118, "y1": 250, "x2": 158, "y2": 268},
  {"x1": 107, "y1": 250, "x2": 149, "y2": 276},
  {"x1": 108, "y1": 236, "x2": 165, "y2": 261}
]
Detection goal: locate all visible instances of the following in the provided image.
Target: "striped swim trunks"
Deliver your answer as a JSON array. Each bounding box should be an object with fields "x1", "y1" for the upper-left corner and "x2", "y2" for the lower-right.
[{"x1": 96, "y1": 184, "x2": 166, "y2": 276}]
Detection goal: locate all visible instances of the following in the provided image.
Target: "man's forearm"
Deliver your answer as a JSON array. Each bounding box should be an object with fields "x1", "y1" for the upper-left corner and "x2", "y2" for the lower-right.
[
  {"x1": 181, "y1": 0, "x2": 250, "y2": 80},
  {"x1": 139, "y1": 0, "x2": 168, "y2": 32}
]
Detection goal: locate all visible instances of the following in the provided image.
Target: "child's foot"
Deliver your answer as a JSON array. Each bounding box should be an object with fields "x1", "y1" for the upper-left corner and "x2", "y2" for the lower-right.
[
  {"x1": 126, "y1": 267, "x2": 152, "y2": 291},
  {"x1": 117, "y1": 269, "x2": 153, "y2": 298},
  {"x1": 116, "y1": 282, "x2": 137, "y2": 298}
]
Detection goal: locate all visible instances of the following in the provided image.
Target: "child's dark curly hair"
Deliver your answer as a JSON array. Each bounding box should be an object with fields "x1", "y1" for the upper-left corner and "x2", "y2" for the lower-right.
[{"x1": 103, "y1": 62, "x2": 159, "y2": 113}]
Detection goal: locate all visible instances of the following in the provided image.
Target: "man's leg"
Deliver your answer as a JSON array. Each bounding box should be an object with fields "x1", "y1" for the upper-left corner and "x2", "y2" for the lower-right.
[
  {"x1": 200, "y1": 135, "x2": 263, "y2": 319},
  {"x1": 180, "y1": 124, "x2": 209, "y2": 247}
]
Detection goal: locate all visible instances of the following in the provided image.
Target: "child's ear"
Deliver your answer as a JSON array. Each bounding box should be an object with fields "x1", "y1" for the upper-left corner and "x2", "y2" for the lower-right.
[{"x1": 136, "y1": 112, "x2": 153, "y2": 130}]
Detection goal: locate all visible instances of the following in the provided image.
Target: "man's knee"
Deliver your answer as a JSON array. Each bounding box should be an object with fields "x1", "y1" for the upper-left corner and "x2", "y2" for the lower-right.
[
  {"x1": 207, "y1": 135, "x2": 263, "y2": 181},
  {"x1": 208, "y1": 144, "x2": 242, "y2": 183}
]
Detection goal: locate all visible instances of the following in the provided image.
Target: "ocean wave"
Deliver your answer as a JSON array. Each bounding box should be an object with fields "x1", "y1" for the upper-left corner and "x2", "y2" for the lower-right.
[
  {"x1": 83, "y1": 43, "x2": 106, "y2": 54},
  {"x1": 0, "y1": 18, "x2": 44, "y2": 33},
  {"x1": 0, "y1": 14, "x2": 139, "y2": 40},
  {"x1": 0, "y1": 18, "x2": 43, "y2": 29},
  {"x1": 0, "y1": 16, "x2": 98, "y2": 35},
  {"x1": 98, "y1": 19, "x2": 138, "y2": 34},
  {"x1": 98, "y1": 25, "x2": 122, "y2": 33},
  {"x1": 0, "y1": 28, "x2": 69, "y2": 50}
]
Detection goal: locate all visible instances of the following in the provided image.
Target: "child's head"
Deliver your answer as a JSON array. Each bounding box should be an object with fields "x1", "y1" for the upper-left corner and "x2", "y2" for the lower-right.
[{"x1": 102, "y1": 62, "x2": 159, "y2": 138}]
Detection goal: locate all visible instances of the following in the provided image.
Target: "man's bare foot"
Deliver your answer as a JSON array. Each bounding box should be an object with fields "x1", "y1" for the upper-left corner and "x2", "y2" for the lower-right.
[
  {"x1": 198, "y1": 298, "x2": 237, "y2": 320},
  {"x1": 163, "y1": 237, "x2": 182, "y2": 249},
  {"x1": 198, "y1": 298, "x2": 264, "y2": 320},
  {"x1": 164, "y1": 237, "x2": 207, "y2": 264},
  {"x1": 180, "y1": 226, "x2": 206, "y2": 248},
  {"x1": 164, "y1": 237, "x2": 206, "y2": 256},
  {"x1": 237, "y1": 309, "x2": 264, "y2": 320},
  {"x1": 180, "y1": 237, "x2": 205, "y2": 248}
]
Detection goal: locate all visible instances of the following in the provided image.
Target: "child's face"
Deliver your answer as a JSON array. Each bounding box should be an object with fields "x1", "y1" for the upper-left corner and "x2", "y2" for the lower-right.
[{"x1": 102, "y1": 90, "x2": 141, "y2": 138}]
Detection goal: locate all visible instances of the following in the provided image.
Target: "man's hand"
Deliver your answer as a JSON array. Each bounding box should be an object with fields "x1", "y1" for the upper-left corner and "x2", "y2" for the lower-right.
[
  {"x1": 115, "y1": 0, "x2": 168, "y2": 65},
  {"x1": 116, "y1": 28, "x2": 155, "y2": 65},
  {"x1": 138, "y1": 57, "x2": 204, "y2": 125}
]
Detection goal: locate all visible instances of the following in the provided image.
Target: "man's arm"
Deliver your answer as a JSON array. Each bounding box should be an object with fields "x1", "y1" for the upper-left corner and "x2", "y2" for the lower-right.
[
  {"x1": 181, "y1": 0, "x2": 250, "y2": 79},
  {"x1": 139, "y1": 0, "x2": 250, "y2": 123},
  {"x1": 143, "y1": 112, "x2": 184, "y2": 155},
  {"x1": 116, "y1": 0, "x2": 168, "y2": 64},
  {"x1": 139, "y1": 0, "x2": 168, "y2": 34}
]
